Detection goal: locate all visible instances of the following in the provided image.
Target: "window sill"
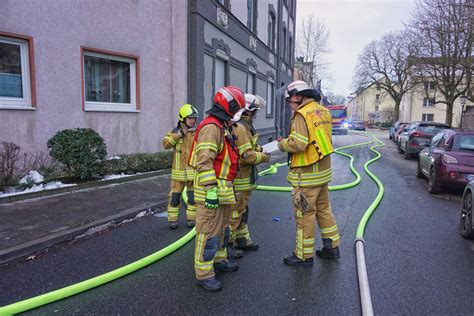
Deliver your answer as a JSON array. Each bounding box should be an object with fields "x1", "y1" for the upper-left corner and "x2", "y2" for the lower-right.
[
  {"x1": 84, "y1": 108, "x2": 140, "y2": 113},
  {"x1": 0, "y1": 105, "x2": 35, "y2": 110}
]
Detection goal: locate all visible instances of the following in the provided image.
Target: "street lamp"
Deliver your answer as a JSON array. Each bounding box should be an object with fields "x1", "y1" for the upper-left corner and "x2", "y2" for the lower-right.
[{"x1": 460, "y1": 95, "x2": 468, "y2": 129}]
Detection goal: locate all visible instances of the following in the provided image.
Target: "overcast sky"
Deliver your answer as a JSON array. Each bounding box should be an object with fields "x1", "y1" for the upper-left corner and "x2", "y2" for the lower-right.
[{"x1": 296, "y1": 0, "x2": 416, "y2": 97}]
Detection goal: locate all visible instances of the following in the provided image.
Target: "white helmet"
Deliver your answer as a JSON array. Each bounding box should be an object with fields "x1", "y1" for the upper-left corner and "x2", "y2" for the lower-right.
[
  {"x1": 285, "y1": 80, "x2": 321, "y2": 100},
  {"x1": 232, "y1": 94, "x2": 266, "y2": 121}
]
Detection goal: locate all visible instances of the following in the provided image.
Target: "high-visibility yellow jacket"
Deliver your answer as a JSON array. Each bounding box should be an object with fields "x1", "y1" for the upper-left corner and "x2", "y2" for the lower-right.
[
  {"x1": 162, "y1": 124, "x2": 195, "y2": 182},
  {"x1": 278, "y1": 99, "x2": 333, "y2": 187},
  {"x1": 233, "y1": 117, "x2": 270, "y2": 191}
]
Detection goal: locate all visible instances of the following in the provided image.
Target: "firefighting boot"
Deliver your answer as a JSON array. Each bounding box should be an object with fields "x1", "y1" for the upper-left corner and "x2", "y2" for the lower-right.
[
  {"x1": 186, "y1": 220, "x2": 195, "y2": 228},
  {"x1": 168, "y1": 221, "x2": 178, "y2": 230},
  {"x1": 316, "y1": 247, "x2": 341, "y2": 260},
  {"x1": 197, "y1": 277, "x2": 222, "y2": 292},
  {"x1": 214, "y1": 259, "x2": 239, "y2": 272},
  {"x1": 235, "y1": 237, "x2": 259, "y2": 251},
  {"x1": 283, "y1": 253, "x2": 314, "y2": 267},
  {"x1": 227, "y1": 243, "x2": 244, "y2": 259}
]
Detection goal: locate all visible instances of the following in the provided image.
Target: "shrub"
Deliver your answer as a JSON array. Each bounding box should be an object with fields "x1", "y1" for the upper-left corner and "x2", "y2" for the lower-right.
[
  {"x1": 47, "y1": 128, "x2": 107, "y2": 180},
  {"x1": 0, "y1": 142, "x2": 21, "y2": 192},
  {"x1": 104, "y1": 151, "x2": 173, "y2": 175}
]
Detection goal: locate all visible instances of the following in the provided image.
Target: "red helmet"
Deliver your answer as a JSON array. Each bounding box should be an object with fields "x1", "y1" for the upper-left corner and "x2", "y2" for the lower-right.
[{"x1": 213, "y1": 86, "x2": 245, "y2": 119}]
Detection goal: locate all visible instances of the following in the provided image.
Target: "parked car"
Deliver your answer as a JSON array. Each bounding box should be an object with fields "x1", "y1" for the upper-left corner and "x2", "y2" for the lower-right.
[
  {"x1": 398, "y1": 121, "x2": 450, "y2": 159},
  {"x1": 460, "y1": 182, "x2": 474, "y2": 239},
  {"x1": 351, "y1": 121, "x2": 366, "y2": 131},
  {"x1": 390, "y1": 121, "x2": 408, "y2": 140},
  {"x1": 394, "y1": 124, "x2": 409, "y2": 145},
  {"x1": 417, "y1": 130, "x2": 474, "y2": 194}
]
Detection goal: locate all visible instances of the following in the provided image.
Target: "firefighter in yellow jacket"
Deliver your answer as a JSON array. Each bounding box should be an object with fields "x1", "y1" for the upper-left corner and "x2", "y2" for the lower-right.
[
  {"x1": 278, "y1": 80, "x2": 341, "y2": 267},
  {"x1": 162, "y1": 104, "x2": 199, "y2": 229},
  {"x1": 189, "y1": 86, "x2": 245, "y2": 292},
  {"x1": 228, "y1": 94, "x2": 270, "y2": 257}
]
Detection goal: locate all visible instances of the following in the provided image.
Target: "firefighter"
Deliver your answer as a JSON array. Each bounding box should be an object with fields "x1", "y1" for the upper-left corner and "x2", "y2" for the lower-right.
[
  {"x1": 228, "y1": 94, "x2": 270, "y2": 256},
  {"x1": 162, "y1": 103, "x2": 199, "y2": 229},
  {"x1": 189, "y1": 86, "x2": 246, "y2": 292},
  {"x1": 278, "y1": 80, "x2": 341, "y2": 267}
]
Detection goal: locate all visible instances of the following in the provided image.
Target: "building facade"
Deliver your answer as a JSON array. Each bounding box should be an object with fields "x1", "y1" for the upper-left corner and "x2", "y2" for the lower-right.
[
  {"x1": 188, "y1": 0, "x2": 296, "y2": 142},
  {"x1": 347, "y1": 83, "x2": 395, "y2": 124},
  {"x1": 400, "y1": 81, "x2": 472, "y2": 127},
  {"x1": 0, "y1": 0, "x2": 296, "y2": 156},
  {"x1": 0, "y1": 0, "x2": 188, "y2": 156}
]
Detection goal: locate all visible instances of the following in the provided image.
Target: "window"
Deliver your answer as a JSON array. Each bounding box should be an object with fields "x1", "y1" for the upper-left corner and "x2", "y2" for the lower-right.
[
  {"x1": 82, "y1": 48, "x2": 139, "y2": 112},
  {"x1": 214, "y1": 57, "x2": 227, "y2": 94},
  {"x1": 421, "y1": 113, "x2": 434, "y2": 121},
  {"x1": 266, "y1": 81, "x2": 274, "y2": 116},
  {"x1": 282, "y1": 28, "x2": 287, "y2": 60},
  {"x1": 247, "y1": 72, "x2": 256, "y2": 94},
  {"x1": 268, "y1": 12, "x2": 276, "y2": 50},
  {"x1": 424, "y1": 81, "x2": 436, "y2": 90},
  {"x1": 375, "y1": 94, "x2": 380, "y2": 103},
  {"x1": 288, "y1": 36, "x2": 293, "y2": 64},
  {"x1": 423, "y1": 97, "x2": 435, "y2": 107},
  {"x1": 247, "y1": 0, "x2": 257, "y2": 33},
  {"x1": 0, "y1": 34, "x2": 35, "y2": 109}
]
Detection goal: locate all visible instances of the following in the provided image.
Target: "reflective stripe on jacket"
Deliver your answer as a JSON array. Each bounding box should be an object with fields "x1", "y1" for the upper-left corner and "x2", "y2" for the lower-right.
[
  {"x1": 162, "y1": 126, "x2": 195, "y2": 182},
  {"x1": 189, "y1": 116, "x2": 239, "y2": 204}
]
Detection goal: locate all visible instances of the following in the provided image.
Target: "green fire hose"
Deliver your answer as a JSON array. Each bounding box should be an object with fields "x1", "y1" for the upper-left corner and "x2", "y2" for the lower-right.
[{"x1": 0, "y1": 133, "x2": 383, "y2": 315}]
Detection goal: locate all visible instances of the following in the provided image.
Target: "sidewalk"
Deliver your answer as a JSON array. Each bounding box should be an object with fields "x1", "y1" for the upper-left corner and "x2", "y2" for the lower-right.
[{"x1": 0, "y1": 153, "x2": 285, "y2": 265}]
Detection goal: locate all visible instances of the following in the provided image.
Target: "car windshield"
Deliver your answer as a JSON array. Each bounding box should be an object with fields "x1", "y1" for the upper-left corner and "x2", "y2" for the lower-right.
[
  {"x1": 330, "y1": 109, "x2": 346, "y2": 118},
  {"x1": 418, "y1": 125, "x2": 448, "y2": 133},
  {"x1": 453, "y1": 135, "x2": 474, "y2": 151}
]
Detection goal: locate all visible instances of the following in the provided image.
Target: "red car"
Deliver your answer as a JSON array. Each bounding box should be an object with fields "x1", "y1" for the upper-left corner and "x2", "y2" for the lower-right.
[{"x1": 417, "y1": 130, "x2": 474, "y2": 193}]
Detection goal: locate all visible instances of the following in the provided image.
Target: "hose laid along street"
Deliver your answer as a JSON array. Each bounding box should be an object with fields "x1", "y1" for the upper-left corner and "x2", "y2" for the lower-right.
[{"x1": 1, "y1": 131, "x2": 473, "y2": 314}]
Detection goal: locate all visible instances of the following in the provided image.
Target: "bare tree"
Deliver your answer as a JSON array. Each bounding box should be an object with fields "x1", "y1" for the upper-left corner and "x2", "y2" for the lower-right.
[
  {"x1": 295, "y1": 15, "x2": 331, "y2": 87},
  {"x1": 407, "y1": 0, "x2": 473, "y2": 126},
  {"x1": 354, "y1": 30, "x2": 418, "y2": 121}
]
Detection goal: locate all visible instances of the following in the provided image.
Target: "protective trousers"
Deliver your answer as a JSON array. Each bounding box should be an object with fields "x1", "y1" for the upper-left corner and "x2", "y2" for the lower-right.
[
  {"x1": 194, "y1": 203, "x2": 232, "y2": 280},
  {"x1": 292, "y1": 184, "x2": 340, "y2": 260},
  {"x1": 167, "y1": 180, "x2": 196, "y2": 222},
  {"x1": 229, "y1": 190, "x2": 253, "y2": 244}
]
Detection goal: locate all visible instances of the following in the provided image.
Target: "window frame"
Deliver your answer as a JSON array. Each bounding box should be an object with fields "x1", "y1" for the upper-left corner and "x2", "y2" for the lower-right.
[
  {"x1": 266, "y1": 80, "x2": 274, "y2": 117},
  {"x1": 246, "y1": 67, "x2": 256, "y2": 94},
  {"x1": 423, "y1": 97, "x2": 435, "y2": 107},
  {"x1": 213, "y1": 51, "x2": 229, "y2": 97},
  {"x1": 0, "y1": 32, "x2": 36, "y2": 110},
  {"x1": 422, "y1": 113, "x2": 434, "y2": 121},
  {"x1": 81, "y1": 46, "x2": 140, "y2": 113}
]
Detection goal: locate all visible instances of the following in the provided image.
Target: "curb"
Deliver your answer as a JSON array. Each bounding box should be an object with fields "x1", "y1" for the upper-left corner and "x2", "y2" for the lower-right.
[
  {"x1": 0, "y1": 169, "x2": 170, "y2": 205},
  {"x1": 0, "y1": 198, "x2": 168, "y2": 265}
]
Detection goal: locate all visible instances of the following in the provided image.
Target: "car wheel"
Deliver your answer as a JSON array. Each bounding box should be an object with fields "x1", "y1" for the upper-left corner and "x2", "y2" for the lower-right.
[
  {"x1": 404, "y1": 145, "x2": 411, "y2": 159},
  {"x1": 428, "y1": 167, "x2": 441, "y2": 194},
  {"x1": 416, "y1": 161, "x2": 424, "y2": 178},
  {"x1": 460, "y1": 192, "x2": 474, "y2": 239}
]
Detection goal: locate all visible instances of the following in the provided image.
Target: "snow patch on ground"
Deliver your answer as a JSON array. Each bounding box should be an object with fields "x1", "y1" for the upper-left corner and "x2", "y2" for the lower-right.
[
  {"x1": 107, "y1": 156, "x2": 122, "y2": 160},
  {"x1": 19, "y1": 170, "x2": 44, "y2": 184},
  {"x1": 102, "y1": 173, "x2": 136, "y2": 181},
  {"x1": 0, "y1": 181, "x2": 77, "y2": 198}
]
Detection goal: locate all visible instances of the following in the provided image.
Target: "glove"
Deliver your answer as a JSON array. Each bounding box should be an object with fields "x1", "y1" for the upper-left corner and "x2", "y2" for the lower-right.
[{"x1": 204, "y1": 187, "x2": 219, "y2": 209}]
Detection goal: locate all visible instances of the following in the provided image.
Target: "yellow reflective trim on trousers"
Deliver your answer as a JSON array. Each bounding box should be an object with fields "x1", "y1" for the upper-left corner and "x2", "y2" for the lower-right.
[
  {"x1": 303, "y1": 238, "x2": 315, "y2": 244},
  {"x1": 196, "y1": 142, "x2": 218, "y2": 152},
  {"x1": 194, "y1": 185, "x2": 235, "y2": 204},
  {"x1": 290, "y1": 131, "x2": 309, "y2": 145},
  {"x1": 255, "y1": 152, "x2": 262, "y2": 164},
  {"x1": 320, "y1": 225, "x2": 338, "y2": 234},
  {"x1": 194, "y1": 260, "x2": 214, "y2": 271},
  {"x1": 232, "y1": 209, "x2": 239, "y2": 219},
  {"x1": 215, "y1": 248, "x2": 227, "y2": 260},
  {"x1": 195, "y1": 233, "x2": 206, "y2": 259},
  {"x1": 303, "y1": 247, "x2": 314, "y2": 254},
  {"x1": 296, "y1": 228, "x2": 303, "y2": 259},
  {"x1": 288, "y1": 176, "x2": 332, "y2": 187}
]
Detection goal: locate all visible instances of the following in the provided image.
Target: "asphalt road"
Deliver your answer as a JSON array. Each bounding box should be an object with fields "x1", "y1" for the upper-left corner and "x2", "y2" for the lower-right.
[{"x1": 1, "y1": 131, "x2": 473, "y2": 315}]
